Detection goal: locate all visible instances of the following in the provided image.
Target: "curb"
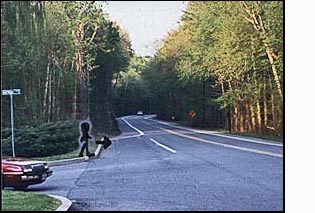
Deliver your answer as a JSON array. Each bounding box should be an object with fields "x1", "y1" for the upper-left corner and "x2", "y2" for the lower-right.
[
  {"x1": 48, "y1": 194, "x2": 72, "y2": 211},
  {"x1": 48, "y1": 156, "x2": 89, "y2": 167},
  {"x1": 48, "y1": 144, "x2": 104, "y2": 167},
  {"x1": 44, "y1": 144, "x2": 104, "y2": 211}
]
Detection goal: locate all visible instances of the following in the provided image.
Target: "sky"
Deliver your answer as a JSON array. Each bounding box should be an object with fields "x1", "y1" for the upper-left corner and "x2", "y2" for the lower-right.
[{"x1": 101, "y1": 1, "x2": 188, "y2": 56}]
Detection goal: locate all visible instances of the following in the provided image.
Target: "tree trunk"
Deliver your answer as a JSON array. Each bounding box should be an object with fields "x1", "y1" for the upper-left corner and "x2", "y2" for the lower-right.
[
  {"x1": 263, "y1": 79, "x2": 268, "y2": 134},
  {"x1": 48, "y1": 65, "x2": 52, "y2": 122},
  {"x1": 43, "y1": 62, "x2": 50, "y2": 120},
  {"x1": 277, "y1": 102, "x2": 283, "y2": 136},
  {"x1": 221, "y1": 82, "x2": 230, "y2": 132},
  {"x1": 240, "y1": 103, "x2": 246, "y2": 132},
  {"x1": 76, "y1": 21, "x2": 89, "y2": 120},
  {"x1": 241, "y1": 1, "x2": 283, "y2": 101},
  {"x1": 51, "y1": 67, "x2": 56, "y2": 121},
  {"x1": 270, "y1": 91, "x2": 278, "y2": 136},
  {"x1": 258, "y1": 13, "x2": 283, "y2": 102},
  {"x1": 234, "y1": 107, "x2": 238, "y2": 132},
  {"x1": 73, "y1": 79, "x2": 79, "y2": 119},
  {"x1": 250, "y1": 102, "x2": 256, "y2": 134},
  {"x1": 56, "y1": 69, "x2": 61, "y2": 120},
  {"x1": 202, "y1": 79, "x2": 206, "y2": 128}
]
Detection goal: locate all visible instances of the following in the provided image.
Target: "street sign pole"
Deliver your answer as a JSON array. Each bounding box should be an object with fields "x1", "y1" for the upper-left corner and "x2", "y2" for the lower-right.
[
  {"x1": 10, "y1": 92, "x2": 16, "y2": 157},
  {"x1": 2, "y1": 89, "x2": 21, "y2": 157},
  {"x1": 189, "y1": 110, "x2": 196, "y2": 127}
]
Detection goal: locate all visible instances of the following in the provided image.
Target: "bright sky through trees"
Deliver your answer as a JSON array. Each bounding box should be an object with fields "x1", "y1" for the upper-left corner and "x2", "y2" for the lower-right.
[{"x1": 102, "y1": 1, "x2": 188, "y2": 56}]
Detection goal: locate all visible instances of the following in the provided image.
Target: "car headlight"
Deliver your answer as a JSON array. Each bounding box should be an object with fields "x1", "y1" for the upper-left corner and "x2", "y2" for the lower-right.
[
  {"x1": 44, "y1": 164, "x2": 49, "y2": 169},
  {"x1": 22, "y1": 166, "x2": 33, "y2": 173}
]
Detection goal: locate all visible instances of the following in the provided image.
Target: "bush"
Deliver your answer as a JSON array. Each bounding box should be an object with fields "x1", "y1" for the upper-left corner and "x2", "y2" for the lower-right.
[{"x1": 1, "y1": 121, "x2": 80, "y2": 157}]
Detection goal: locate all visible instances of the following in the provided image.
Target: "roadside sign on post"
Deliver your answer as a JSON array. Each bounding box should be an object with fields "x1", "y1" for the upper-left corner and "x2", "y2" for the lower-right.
[
  {"x1": 2, "y1": 90, "x2": 10, "y2": 95},
  {"x1": 2, "y1": 89, "x2": 22, "y2": 157},
  {"x1": 189, "y1": 110, "x2": 196, "y2": 118},
  {"x1": 188, "y1": 110, "x2": 196, "y2": 126},
  {"x1": 2, "y1": 89, "x2": 21, "y2": 95}
]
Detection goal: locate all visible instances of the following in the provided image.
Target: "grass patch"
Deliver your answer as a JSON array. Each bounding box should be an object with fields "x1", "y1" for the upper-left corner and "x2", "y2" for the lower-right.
[
  {"x1": 33, "y1": 149, "x2": 79, "y2": 161},
  {"x1": 1, "y1": 190, "x2": 61, "y2": 211}
]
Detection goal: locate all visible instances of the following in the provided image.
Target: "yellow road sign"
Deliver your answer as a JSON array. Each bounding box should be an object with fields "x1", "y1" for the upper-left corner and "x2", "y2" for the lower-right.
[{"x1": 189, "y1": 110, "x2": 196, "y2": 118}]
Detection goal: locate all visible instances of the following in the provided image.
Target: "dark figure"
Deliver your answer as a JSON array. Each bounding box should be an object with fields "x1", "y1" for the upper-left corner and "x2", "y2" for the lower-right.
[
  {"x1": 96, "y1": 135, "x2": 112, "y2": 149},
  {"x1": 79, "y1": 122, "x2": 95, "y2": 157}
]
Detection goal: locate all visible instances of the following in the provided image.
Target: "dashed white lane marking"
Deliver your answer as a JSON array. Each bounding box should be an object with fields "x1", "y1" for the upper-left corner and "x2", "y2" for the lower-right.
[
  {"x1": 121, "y1": 117, "x2": 282, "y2": 158},
  {"x1": 150, "y1": 138, "x2": 177, "y2": 154}
]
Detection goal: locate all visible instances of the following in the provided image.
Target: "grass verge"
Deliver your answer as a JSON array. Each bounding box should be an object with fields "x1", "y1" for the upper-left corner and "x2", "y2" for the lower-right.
[
  {"x1": 1, "y1": 190, "x2": 61, "y2": 211},
  {"x1": 33, "y1": 142, "x2": 98, "y2": 161}
]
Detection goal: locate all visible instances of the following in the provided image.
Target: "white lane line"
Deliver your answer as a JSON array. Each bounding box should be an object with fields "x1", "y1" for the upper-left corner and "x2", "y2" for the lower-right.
[
  {"x1": 147, "y1": 118, "x2": 283, "y2": 147},
  {"x1": 163, "y1": 128, "x2": 282, "y2": 158},
  {"x1": 150, "y1": 138, "x2": 177, "y2": 154},
  {"x1": 209, "y1": 133, "x2": 283, "y2": 147},
  {"x1": 112, "y1": 135, "x2": 141, "y2": 141},
  {"x1": 121, "y1": 117, "x2": 144, "y2": 136}
]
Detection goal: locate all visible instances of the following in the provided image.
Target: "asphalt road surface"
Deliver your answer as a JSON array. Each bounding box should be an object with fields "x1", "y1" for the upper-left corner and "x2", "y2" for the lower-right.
[{"x1": 27, "y1": 115, "x2": 283, "y2": 211}]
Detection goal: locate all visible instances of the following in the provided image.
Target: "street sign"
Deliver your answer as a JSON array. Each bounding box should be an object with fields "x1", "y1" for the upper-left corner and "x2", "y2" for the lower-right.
[
  {"x1": 189, "y1": 110, "x2": 196, "y2": 118},
  {"x1": 188, "y1": 110, "x2": 196, "y2": 127},
  {"x1": 2, "y1": 89, "x2": 21, "y2": 95},
  {"x1": 2, "y1": 89, "x2": 22, "y2": 157},
  {"x1": 2, "y1": 90, "x2": 10, "y2": 95}
]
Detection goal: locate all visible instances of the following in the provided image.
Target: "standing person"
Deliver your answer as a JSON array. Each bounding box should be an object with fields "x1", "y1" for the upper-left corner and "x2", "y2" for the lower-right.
[{"x1": 78, "y1": 121, "x2": 95, "y2": 157}]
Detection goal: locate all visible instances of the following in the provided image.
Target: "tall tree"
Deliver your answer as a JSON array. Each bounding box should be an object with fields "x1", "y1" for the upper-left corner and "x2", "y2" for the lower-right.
[
  {"x1": 142, "y1": 1, "x2": 283, "y2": 136},
  {"x1": 1, "y1": 1, "x2": 132, "y2": 137}
]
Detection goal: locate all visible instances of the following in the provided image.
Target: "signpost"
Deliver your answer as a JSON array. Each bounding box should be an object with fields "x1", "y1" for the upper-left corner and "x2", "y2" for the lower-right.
[
  {"x1": 188, "y1": 110, "x2": 196, "y2": 126},
  {"x1": 2, "y1": 89, "x2": 21, "y2": 157}
]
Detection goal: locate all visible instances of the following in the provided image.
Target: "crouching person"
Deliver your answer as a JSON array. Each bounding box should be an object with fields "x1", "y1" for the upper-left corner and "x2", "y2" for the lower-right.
[{"x1": 96, "y1": 135, "x2": 112, "y2": 149}]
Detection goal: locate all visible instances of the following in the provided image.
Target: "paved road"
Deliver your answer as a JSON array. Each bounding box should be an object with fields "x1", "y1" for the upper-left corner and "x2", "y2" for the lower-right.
[{"x1": 28, "y1": 115, "x2": 283, "y2": 211}]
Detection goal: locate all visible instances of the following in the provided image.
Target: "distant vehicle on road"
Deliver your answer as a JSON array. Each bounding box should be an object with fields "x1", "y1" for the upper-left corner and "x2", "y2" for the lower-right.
[
  {"x1": 1, "y1": 156, "x2": 53, "y2": 190},
  {"x1": 137, "y1": 110, "x2": 144, "y2": 116}
]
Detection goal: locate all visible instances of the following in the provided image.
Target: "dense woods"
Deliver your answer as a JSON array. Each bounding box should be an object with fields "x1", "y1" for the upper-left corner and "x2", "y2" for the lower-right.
[
  {"x1": 118, "y1": 1, "x2": 283, "y2": 137},
  {"x1": 1, "y1": 1, "x2": 283, "y2": 143},
  {"x1": 1, "y1": 1, "x2": 131, "y2": 136}
]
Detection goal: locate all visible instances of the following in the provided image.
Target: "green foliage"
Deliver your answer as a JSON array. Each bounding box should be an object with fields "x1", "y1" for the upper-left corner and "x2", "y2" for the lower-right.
[
  {"x1": 142, "y1": 1, "x2": 283, "y2": 135},
  {"x1": 112, "y1": 56, "x2": 150, "y2": 116},
  {"x1": 1, "y1": 121, "x2": 78, "y2": 157},
  {"x1": 1, "y1": 1, "x2": 131, "y2": 135}
]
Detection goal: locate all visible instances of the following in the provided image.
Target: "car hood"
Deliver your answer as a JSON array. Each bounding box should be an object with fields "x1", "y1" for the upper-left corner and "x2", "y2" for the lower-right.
[{"x1": 2, "y1": 156, "x2": 45, "y2": 166}]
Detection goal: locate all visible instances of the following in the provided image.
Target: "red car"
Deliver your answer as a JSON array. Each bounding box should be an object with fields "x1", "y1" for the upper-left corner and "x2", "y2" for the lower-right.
[{"x1": 1, "y1": 156, "x2": 53, "y2": 190}]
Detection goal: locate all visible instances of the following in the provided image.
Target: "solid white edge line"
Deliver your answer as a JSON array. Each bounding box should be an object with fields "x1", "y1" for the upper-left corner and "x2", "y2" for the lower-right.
[
  {"x1": 121, "y1": 117, "x2": 144, "y2": 136},
  {"x1": 112, "y1": 135, "x2": 141, "y2": 141},
  {"x1": 147, "y1": 118, "x2": 283, "y2": 147},
  {"x1": 164, "y1": 129, "x2": 282, "y2": 158},
  {"x1": 120, "y1": 116, "x2": 281, "y2": 158},
  {"x1": 150, "y1": 138, "x2": 177, "y2": 154}
]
